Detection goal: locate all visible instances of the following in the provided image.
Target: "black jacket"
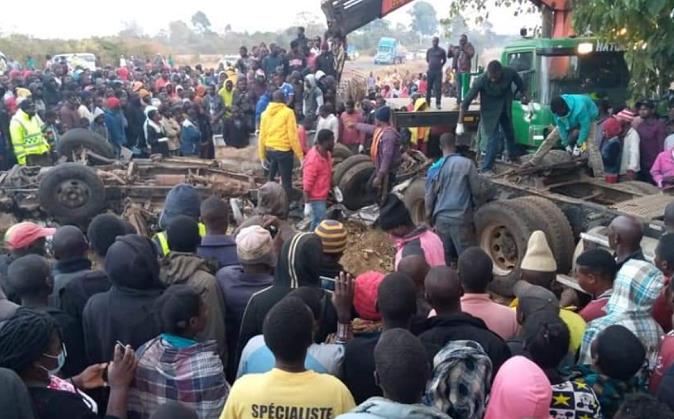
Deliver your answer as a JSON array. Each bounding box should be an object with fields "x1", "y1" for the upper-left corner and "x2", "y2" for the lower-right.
[
  {"x1": 82, "y1": 235, "x2": 164, "y2": 363},
  {"x1": 342, "y1": 334, "x2": 382, "y2": 404},
  {"x1": 418, "y1": 312, "x2": 511, "y2": 378},
  {"x1": 60, "y1": 270, "x2": 111, "y2": 327}
]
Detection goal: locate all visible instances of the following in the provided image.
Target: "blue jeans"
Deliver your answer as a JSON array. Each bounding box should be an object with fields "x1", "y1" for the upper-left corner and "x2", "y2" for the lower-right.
[
  {"x1": 434, "y1": 216, "x2": 476, "y2": 265},
  {"x1": 481, "y1": 111, "x2": 516, "y2": 172},
  {"x1": 309, "y1": 200, "x2": 327, "y2": 231}
]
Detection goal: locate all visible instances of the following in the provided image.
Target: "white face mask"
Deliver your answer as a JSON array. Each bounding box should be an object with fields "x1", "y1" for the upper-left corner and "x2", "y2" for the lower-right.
[{"x1": 39, "y1": 344, "x2": 67, "y2": 375}]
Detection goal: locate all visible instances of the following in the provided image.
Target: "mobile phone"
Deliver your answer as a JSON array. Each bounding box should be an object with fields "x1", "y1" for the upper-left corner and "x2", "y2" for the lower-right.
[{"x1": 320, "y1": 276, "x2": 336, "y2": 291}]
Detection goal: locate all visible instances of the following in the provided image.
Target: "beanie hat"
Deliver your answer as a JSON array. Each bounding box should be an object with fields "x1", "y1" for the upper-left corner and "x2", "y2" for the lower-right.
[
  {"x1": 615, "y1": 109, "x2": 636, "y2": 124},
  {"x1": 159, "y1": 184, "x2": 201, "y2": 230},
  {"x1": 602, "y1": 117, "x2": 622, "y2": 139},
  {"x1": 236, "y1": 225, "x2": 275, "y2": 266},
  {"x1": 520, "y1": 231, "x2": 557, "y2": 272},
  {"x1": 106, "y1": 97, "x2": 120, "y2": 109},
  {"x1": 314, "y1": 220, "x2": 348, "y2": 254},
  {"x1": 375, "y1": 106, "x2": 391, "y2": 123},
  {"x1": 378, "y1": 194, "x2": 412, "y2": 231},
  {"x1": 353, "y1": 271, "x2": 385, "y2": 321}
]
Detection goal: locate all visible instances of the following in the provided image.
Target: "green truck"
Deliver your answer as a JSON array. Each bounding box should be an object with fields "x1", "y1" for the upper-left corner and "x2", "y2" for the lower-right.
[{"x1": 501, "y1": 36, "x2": 629, "y2": 150}]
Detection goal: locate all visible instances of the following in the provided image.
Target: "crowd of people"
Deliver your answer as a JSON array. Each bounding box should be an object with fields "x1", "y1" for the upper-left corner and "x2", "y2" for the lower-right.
[
  {"x1": 1, "y1": 172, "x2": 674, "y2": 419},
  {"x1": 0, "y1": 26, "x2": 352, "y2": 168},
  {"x1": 3, "y1": 24, "x2": 674, "y2": 419}
]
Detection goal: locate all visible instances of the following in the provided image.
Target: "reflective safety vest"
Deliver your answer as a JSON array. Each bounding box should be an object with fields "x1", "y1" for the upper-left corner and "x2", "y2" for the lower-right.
[
  {"x1": 153, "y1": 222, "x2": 207, "y2": 256},
  {"x1": 9, "y1": 109, "x2": 50, "y2": 165}
]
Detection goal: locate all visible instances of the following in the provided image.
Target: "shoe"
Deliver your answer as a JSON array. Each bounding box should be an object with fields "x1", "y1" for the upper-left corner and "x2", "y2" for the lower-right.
[{"x1": 480, "y1": 170, "x2": 496, "y2": 177}]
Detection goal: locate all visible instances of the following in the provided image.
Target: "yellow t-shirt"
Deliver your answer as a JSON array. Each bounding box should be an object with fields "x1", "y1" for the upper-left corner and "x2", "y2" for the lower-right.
[{"x1": 220, "y1": 368, "x2": 355, "y2": 419}]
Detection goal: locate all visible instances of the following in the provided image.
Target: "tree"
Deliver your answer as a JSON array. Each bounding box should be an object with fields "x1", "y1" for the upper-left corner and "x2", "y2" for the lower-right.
[
  {"x1": 191, "y1": 11, "x2": 212, "y2": 34},
  {"x1": 449, "y1": 0, "x2": 674, "y2": 97},
  {"x1": 169, "y1": 20, "x2": 194, "y2": 44},
  {"x1": 409, "y1": 1, "x2": 438, "y2": 36}
]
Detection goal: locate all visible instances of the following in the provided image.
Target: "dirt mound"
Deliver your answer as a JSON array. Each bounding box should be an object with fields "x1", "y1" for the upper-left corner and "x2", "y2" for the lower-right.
[{"x1": 340, "y1": 221, "x2": 395, "y2": 276}]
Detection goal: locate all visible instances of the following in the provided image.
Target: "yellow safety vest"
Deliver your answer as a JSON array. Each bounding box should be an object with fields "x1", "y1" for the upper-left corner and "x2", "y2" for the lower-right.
[
  {"x1": 154, "y1": 222, "x2": 207, "y2": 256},
  {"x1": 9, "y1": 110, "x2": 50, "y2": 165}
]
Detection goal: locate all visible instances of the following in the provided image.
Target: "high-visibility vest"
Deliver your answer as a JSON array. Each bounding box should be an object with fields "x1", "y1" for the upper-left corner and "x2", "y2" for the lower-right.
[
  {"x1": 9, "y1": 110, "x2": 50, "y2": 165},
  {"x1": 153, "y1": 222, "x2": 207, "y2": 256}
]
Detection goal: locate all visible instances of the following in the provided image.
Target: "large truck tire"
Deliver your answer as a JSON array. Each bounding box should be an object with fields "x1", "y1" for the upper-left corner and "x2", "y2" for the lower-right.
[
  {"x1": 511, "y1": 196, "x2": 575, "y2": 274},
  {"x1": 56, "y1": 128, "x2": 115, "y2": 164},
  {"x1": 615, "y1": 181, "x2": 660, "y2": 196},
  {"x1": 332, "y1": 143, "x2": 353, "y2": 167},
  {"x1": 338, "y1": 161, "x2": 376, "y2": 210},
  {"x1": 402, "y1": 178, "x2": 426, "y2": 225},
  {"x1": 474, "y1": 200, "x2": 538, "y2": 296},
  {"x1": 38, "y1": 163, "x2": 106, "y2": 224},
  {"x1": 332, "y1": 154, "x2": 372, "y2": 186}
]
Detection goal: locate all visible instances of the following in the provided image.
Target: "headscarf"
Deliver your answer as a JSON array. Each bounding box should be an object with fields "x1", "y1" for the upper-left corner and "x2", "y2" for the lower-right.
[
  {"x1": 274, "y1": 233, "x2": 323, "y2": 288},
  {"x1": 255, "y1": 182, "x2": 288, "y2": 218},
  {"x1": 409, "y1": 98, "x2": 430, "y2": 145},
  {"x1": 484, "y1": 356, "x2": 552, "y2": 419},
  {"x1": 602, "y1": 116, "x2": 622, "y2": 139},
  {"x1": 219, "y1": 79, "x2": 235, "y2": 108},
  {"x1": 425, "y1": 340, "x2": 492, "y2": 419}
]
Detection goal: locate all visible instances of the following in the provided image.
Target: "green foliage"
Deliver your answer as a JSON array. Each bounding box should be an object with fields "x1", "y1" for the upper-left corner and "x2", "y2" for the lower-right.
[
  {"x1": 191, "y1": 11, "x2": 212, "y2": 34},
  {"x1": 409, "y1": 1, "x2": 439, "y2": 36},
  {"x1": 573, "y1": 0, "x2": 674, "y2": 98},
  {"x1": 448, "y1": 0, "x2": 674, "y2": 98}
]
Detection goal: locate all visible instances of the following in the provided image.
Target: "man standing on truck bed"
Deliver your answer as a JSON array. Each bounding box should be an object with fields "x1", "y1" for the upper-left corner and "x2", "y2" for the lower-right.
[
  {"x1": 448, "y1": 34, "x2": 475, "y2": 107},
  {"x1": 425, "y1": 37, "x2": 446, "y2": 110},
  {"x1": 528, "y1": 94, "x2": 602, "y2": 177},
  {"x1": 458, "y1": 60, "x2": 527, "y2": 175}
]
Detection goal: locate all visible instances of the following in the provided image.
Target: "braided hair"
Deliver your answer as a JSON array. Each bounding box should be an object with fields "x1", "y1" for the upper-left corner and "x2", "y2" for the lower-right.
[{"x1": 0, "y1": 308, "x2": 60, "y2": 375}]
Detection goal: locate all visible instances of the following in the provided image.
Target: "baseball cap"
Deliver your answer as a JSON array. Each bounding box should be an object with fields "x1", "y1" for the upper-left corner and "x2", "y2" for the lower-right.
[
  {"x1": 4, "y1": 222, "x2": 56, "y2": 251},
  {"x1": 514, "y1": 281, "x2": 560, "y2": 316}
]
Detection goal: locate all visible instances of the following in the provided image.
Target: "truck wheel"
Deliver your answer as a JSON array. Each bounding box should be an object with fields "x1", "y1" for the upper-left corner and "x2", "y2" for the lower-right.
[
  {"x1": 402, "y1": 178, "x2": 426, "y2": 225},
  {"x1": 38, "y1": 163, "x2": 106, "y2": 224},
  {"x1": 332, "y1": 154, "x2": 372, "y2": 187},
  {"x1": 332, "y1": 143, "x2": 353, "y2": 167},
  {"x1": 338, "y1": 161, "x2": 376, "y2": 210},
  {"x1": 56, "y1": 128, "x2": 115, "y2": 164},
  {"x1": 511, "y1": 196, "x2": 576, "y2": 274},
  {"x1": 614, "y1": 181, "x2": 660, "y2": 196},
  {"x1": 474, "y1": 200, "x2": 537, "y2": 277}
]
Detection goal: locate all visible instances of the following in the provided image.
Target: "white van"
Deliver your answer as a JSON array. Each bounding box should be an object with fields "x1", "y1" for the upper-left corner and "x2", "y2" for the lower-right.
[{"x1": 52, "y1": 53, "x2": 97, "y2": 71}]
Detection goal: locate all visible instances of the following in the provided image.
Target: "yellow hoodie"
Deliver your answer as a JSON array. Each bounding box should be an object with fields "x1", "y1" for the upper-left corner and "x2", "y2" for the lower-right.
[{"x1": 258, "y1": 102, "x2": 303, "y2": 161}]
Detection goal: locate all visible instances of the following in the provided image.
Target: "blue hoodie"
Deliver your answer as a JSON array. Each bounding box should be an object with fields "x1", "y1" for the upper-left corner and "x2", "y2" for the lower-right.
[
  {"x1": 553, "y1": 94, "x2": 598, "y2": 146},
  {"x1": 337, "y1": 397, "x2": 451, "y2": 419}
]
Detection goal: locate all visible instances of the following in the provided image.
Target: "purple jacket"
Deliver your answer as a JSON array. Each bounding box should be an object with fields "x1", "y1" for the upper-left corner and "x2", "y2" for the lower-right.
[
  {"x1": 637, "y1": 118, "x2": 667, "y2": 173},
  {"x1": 197, "y1": 234, "x2": 238, "y2": 270},
  {"x1": 355, "y1": 123, "x2": 401, "y2": 176}
]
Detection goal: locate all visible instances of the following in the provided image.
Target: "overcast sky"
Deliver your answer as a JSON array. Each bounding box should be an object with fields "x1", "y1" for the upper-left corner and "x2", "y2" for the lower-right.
[{"x1": 0, "y1": 0, "x2": 540, "y2": 39}]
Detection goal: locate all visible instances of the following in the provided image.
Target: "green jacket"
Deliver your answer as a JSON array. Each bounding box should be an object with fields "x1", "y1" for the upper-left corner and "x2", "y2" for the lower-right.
[{"x1": 462, "y1": 66, "x2": 525, "y2": 140}]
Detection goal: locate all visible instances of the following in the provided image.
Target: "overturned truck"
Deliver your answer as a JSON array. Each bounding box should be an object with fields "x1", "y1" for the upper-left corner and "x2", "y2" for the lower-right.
[{"x1": 0, "y1": 158, "x2": 259, "y2": 236}]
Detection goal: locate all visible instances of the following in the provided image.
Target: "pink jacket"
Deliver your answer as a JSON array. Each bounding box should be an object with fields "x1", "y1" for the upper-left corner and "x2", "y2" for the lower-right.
[
  {"x1": 485, "y1": 356, "x2": 553, "y2": 419},
  {"x1": 650, "y1": 150, "x2": 674, "y2": 187},
  {"x1": 461, "y1": 293, "x2": 519, "y2": 340},
  {"x1": 393, "y1": 226, "x2": 445, "y2": 269},
  {"x1": 302, "y1": 147, "x2": 332, "y2": 201}
]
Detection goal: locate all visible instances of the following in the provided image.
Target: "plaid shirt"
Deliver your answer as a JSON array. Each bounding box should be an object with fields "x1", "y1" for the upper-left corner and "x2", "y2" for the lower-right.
[
  {"x1": 128, "y1": 336, "x2": 229, "y2": 419},
  {"x1": 424, "y1": 340, "x2": 492, "y2": 419},
  {"x1": 578, "y1": 259, "x2": 665, "y2": 372}
]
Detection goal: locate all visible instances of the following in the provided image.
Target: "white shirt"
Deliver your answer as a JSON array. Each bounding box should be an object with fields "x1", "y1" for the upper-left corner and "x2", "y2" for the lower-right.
[
  {"x1": 314, "y1": 114, "x2": 339, "y2": 144},
  {"x1": 620, "y1": 127, "x2": 641, "y2": 174}
]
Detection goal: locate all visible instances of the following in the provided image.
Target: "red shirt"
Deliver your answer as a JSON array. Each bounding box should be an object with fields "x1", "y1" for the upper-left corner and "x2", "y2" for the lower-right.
[
  {"x1": 302, "y1": 147, "x2": 332, "y2": 201},
  {"x1": 340, "y1": 111, "x2": 364, "y2": 146},
  {"x1": 651, "y1": 333, "x2": 674, "y2": 393},
  {"x1": 116, "y1": 67, "x2": 129, "y2": 81},
  {"x1": 154, "y1": 77, "x2": 169, "y2": 92},
  {"x1": 653, "y1": 277, "x2": 673, "y2": 333}
]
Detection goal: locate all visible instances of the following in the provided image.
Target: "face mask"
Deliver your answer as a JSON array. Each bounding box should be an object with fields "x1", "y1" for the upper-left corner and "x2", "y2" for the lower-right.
[{"x1": 40, "y1": 344, "x2": 67, "y2": 375}]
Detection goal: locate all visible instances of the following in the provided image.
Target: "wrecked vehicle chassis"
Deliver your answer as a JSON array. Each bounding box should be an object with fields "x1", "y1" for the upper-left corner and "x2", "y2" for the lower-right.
[{"x1": 0, "y1": 158, "x2": 258, "y2": 231}]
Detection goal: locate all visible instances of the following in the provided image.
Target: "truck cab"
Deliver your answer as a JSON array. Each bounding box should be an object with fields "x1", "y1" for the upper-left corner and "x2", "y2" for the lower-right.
[
  {"x1": 374, "y1": 37, "x2": 403, "y2": 65},
  {"x1": 503, "y1": 37, "x2": 630, "y2": 150}
]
